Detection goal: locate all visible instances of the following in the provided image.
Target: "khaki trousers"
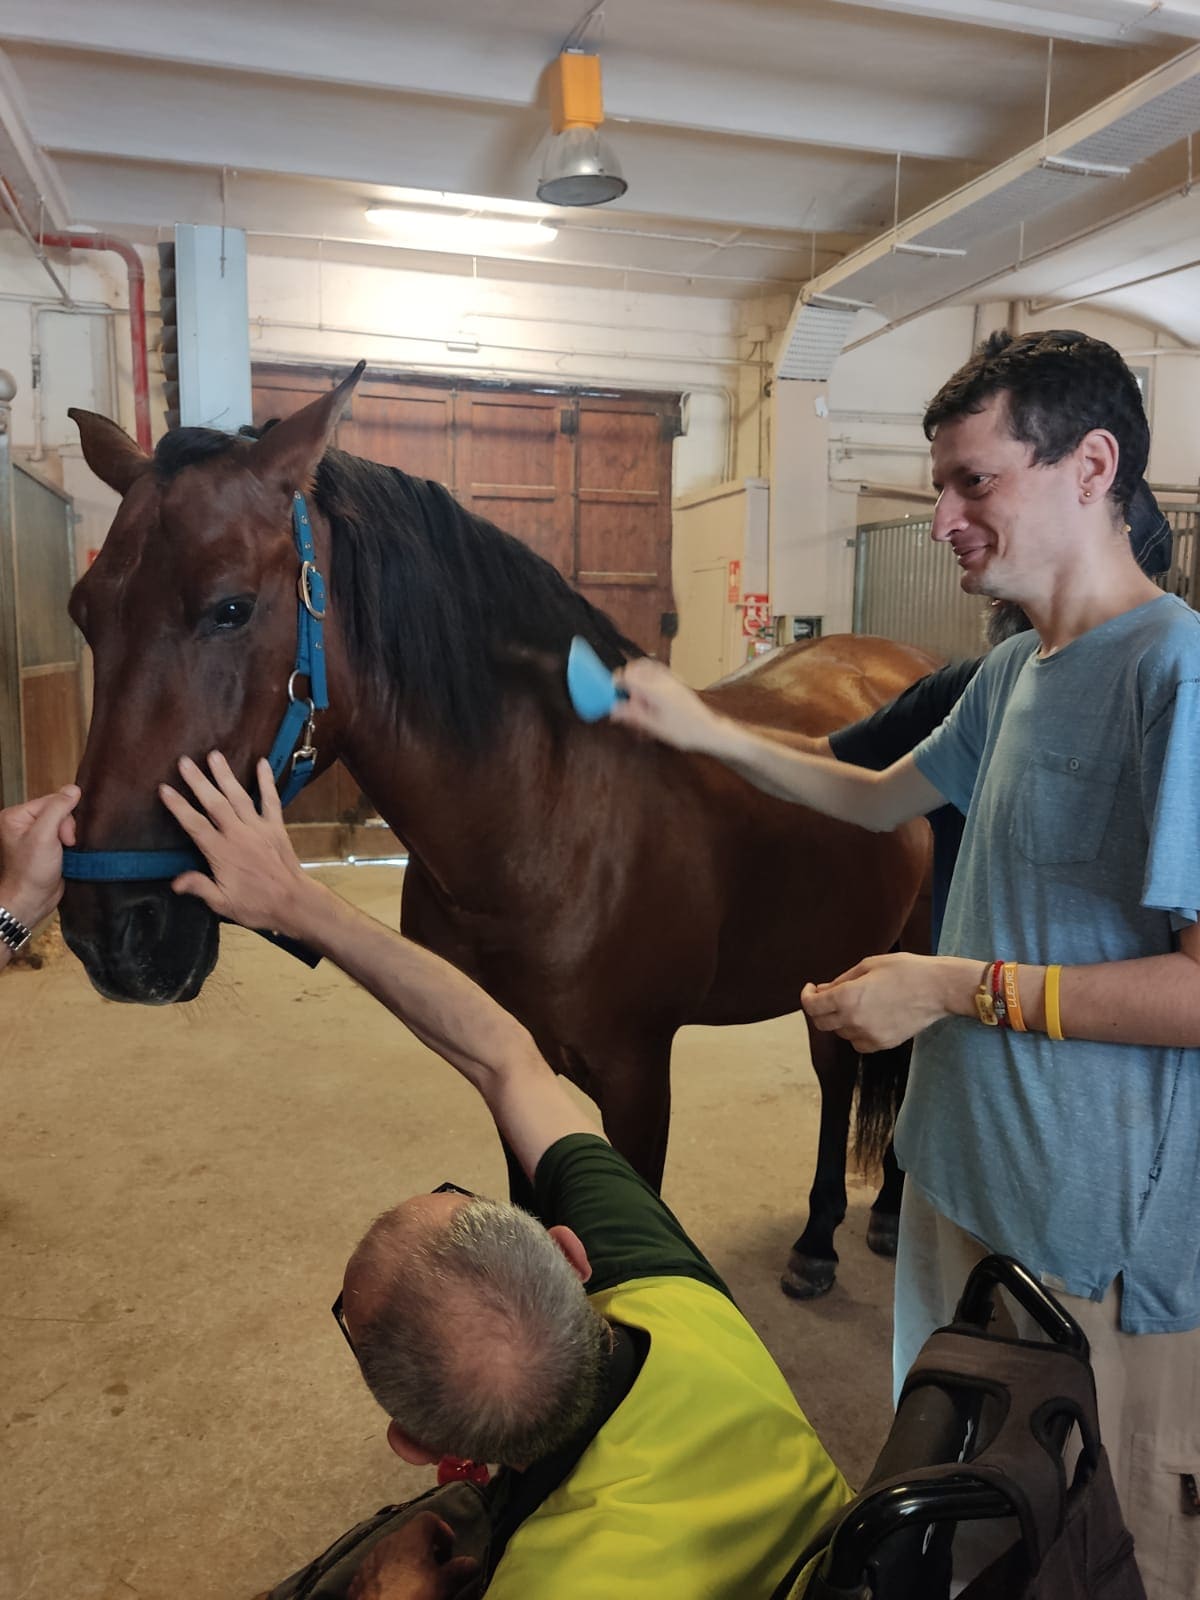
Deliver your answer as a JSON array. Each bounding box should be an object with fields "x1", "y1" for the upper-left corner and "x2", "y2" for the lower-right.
[{"x1": 893, "y1": 1180, "x2": 1200, "y2": 1600}]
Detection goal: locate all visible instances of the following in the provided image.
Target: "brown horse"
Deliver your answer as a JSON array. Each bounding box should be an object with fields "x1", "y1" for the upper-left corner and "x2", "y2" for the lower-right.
[{"x1": 60, "y1": 365, "x2": 934, "y2": 1295}]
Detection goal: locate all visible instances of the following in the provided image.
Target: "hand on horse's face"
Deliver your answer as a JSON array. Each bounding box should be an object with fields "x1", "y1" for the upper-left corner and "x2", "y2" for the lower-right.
[
  {"x1": 611, "y1": 658, "x2": 722, "y2": 752},
  {"x1": 346, "y1": 1514, "x2": 480, "y2": 1600},
  {"x1": 158, "y1": 754, "x2": 314, "y2": 939},
  {"x1": 0, "y1": 785, "x2": 80, "y2": 929},
  {"x1": 801, "y1": 952, "x2": 977, "y2": 1053}
]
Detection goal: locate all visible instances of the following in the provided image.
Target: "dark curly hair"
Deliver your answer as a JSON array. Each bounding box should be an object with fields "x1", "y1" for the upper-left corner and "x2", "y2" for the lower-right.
[{"x1": 923, "y1": 329, "x2": 1149, "y2": 514}]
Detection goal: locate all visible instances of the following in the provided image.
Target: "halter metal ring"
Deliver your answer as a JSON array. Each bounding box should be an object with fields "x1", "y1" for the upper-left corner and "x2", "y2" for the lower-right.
[
  {"x1": 287, "y1": 670, "x2": 317, "y2": 709},
  {"x1": 298, "y1": 560, "x2": 326, "y2": 620}
]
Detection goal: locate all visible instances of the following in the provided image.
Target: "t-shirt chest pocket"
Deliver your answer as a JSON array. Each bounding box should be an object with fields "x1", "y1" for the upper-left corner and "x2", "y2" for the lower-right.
[{"x1": 1013, "y1": 749, "x2": 1123, "y2": 865}]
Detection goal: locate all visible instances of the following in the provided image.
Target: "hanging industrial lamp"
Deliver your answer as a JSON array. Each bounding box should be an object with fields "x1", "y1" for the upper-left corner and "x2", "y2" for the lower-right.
[{"x1": 537, "y1": 49, "x2": 627, "y2": 207}]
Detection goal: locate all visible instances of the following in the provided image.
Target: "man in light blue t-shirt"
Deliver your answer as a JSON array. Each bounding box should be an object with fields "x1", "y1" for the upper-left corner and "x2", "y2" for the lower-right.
[{"x1": 614, "y1": 330, "x2": 1200, "y2": 1599}]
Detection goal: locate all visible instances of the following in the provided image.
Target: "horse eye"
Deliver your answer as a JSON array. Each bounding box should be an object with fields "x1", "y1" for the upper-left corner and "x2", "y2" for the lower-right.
[{"x1": 205, "y1": 596, "x2": 256, "y2": 633}]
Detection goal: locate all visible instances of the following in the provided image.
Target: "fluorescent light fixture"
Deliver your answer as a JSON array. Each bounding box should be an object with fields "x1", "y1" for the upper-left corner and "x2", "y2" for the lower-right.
[
  {"x1": 893, "y1": 242, "x2": 968, "y2": 258},
  {"x1": 1039, "y1": 156, "x2": 1131, "y2": 178},
  {"x1": 365, "y1": 207, "x2": 558, "y2": 253}
]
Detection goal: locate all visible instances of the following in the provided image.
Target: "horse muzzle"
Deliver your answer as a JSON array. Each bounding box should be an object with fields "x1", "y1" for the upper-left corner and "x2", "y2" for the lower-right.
[{"x1": 59, "y1": 881, "x2": 219, "y2": 1004}]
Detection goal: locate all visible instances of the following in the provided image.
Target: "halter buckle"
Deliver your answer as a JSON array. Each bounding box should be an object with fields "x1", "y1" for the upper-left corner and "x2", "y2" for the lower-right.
[
  {"x1": 298, "y1": 560, "x2": 326, "y2": 620},
  {"x1": 291, "y1": 714, "x2": 318, "y2": 773}
]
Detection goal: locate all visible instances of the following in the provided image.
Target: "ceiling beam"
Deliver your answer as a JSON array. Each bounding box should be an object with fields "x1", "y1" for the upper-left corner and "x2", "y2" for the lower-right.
[
  {"x1": 0, "y1": 1, "x2": 1155, "y2": 164},
  {"x1": 823, "y1": 0, "x2": 1200, "y2": 45},
  {"x1": 0, "y1": 47, "x2": 70, "y2": 229}
]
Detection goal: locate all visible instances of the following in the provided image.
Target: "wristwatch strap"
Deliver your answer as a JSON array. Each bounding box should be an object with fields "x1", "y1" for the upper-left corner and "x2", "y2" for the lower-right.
[{"x1": 0, "y1": 905, "x2": 32, "y2": 953}]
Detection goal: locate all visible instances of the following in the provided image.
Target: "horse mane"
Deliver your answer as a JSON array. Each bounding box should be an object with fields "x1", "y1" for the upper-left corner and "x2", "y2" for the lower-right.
[{"x1": 153, "y1": 425, "x2": 640, "y2": 750}]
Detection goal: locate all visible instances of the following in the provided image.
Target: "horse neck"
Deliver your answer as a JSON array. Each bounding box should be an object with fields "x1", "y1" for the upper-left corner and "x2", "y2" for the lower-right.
[{"x1": 336, "y1": 685, "x2": 556, "y2": 894}]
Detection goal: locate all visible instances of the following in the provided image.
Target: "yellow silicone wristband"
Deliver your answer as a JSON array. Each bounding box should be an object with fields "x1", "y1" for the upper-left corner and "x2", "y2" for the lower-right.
[{"x1": 1044, "y1": 964, "x2": 1064, "y2": 1041}]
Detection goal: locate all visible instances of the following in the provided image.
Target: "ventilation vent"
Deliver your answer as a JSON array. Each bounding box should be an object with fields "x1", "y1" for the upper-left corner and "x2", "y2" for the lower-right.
[
  {"x1": 776, "y1": 303, "x2": 859, "y2": 381},
  {"x1": 775, "y1": 47, "x2": 1200, "y2": 382}
]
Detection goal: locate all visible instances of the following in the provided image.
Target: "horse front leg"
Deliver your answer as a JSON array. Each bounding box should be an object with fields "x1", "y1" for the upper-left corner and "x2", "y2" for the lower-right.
[
  {"x1": 782, "y1": 1027, "x2": 857, "y2": 1300},
  {"x1": 581, "y1": 1032, "x2": 674, "y2": 1191}
]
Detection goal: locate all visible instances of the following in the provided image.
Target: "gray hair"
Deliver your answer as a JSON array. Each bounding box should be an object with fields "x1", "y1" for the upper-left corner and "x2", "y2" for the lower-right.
[{"x1": 351, "y1": 1198, "x2": 608, "y2": 1466}]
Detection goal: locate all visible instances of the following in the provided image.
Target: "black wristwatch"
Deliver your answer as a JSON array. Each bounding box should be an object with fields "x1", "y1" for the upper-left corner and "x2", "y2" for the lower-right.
[{"x1": 0, "y1": 905, "x2": 32, "y2": 954}]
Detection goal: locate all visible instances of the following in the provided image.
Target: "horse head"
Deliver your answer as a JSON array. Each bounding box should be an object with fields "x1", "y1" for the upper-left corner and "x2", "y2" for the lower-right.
[{"x1": 61, "y1": 363, "x2": 364, "y2": 1002}]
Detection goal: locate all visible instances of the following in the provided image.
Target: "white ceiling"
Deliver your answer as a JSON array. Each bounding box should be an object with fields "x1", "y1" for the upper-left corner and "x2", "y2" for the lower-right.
[{"x1": 2, "y1": 0, "x2": 1200, "y2": 339}]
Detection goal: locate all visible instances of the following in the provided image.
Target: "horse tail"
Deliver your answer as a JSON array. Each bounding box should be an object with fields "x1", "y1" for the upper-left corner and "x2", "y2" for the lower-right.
[{"x1": 852, "y1": 1038, "x2": 911, "y2": 1172}]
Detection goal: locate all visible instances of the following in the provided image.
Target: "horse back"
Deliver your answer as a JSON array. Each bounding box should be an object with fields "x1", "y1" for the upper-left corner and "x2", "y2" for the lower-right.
[{"x1": 704, "y1": 634, "x2": 943, "y2": 738}]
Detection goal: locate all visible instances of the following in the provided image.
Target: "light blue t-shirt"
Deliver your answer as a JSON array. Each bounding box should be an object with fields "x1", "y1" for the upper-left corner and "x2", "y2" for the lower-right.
[{"x1": 903, "y1": 594, "x2": 1200, "y2": 1333}]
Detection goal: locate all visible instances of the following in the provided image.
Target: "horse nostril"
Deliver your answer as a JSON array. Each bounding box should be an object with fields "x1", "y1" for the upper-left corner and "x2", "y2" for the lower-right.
[{"x1": 116, "y1": 895, "x2": 167, "y2": 960}]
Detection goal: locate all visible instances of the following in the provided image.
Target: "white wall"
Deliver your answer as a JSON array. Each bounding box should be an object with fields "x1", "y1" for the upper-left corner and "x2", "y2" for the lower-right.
[
  {"x1": 767, "y1": 299, "x2": 1200, "y2": 636},
  {"x1": 0, "y1": 232, "x2": 752, "y2": 576},
  {"x1": 245, "y1": 253, "x2": 742, "y2": 497}
]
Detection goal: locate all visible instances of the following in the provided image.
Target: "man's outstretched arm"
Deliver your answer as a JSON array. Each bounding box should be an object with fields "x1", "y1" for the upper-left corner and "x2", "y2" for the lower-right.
[
  {"x1": 160, "y1": 754, "x2": 600, "y2": 1178},
  {"x1": 612, "y1": 658, "x2": 944, "y2": 831}
]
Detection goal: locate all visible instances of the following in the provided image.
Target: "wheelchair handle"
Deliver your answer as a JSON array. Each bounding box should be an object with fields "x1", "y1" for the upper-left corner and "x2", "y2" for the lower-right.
[
  {"x1": 956, "y1": 1255, "x2": 1087, "y2": 1353},
  {"x1": 814, "y1": 1476, "x2": 1015, "y2": 1595}
]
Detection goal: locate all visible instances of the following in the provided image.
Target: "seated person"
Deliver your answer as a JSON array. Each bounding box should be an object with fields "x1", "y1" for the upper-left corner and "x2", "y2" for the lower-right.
[{"x1": 160, "y1": 753, "x2": 854, "y2": 1600}]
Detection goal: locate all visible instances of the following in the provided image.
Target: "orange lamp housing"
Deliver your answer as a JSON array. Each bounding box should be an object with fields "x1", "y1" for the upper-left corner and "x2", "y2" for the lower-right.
[{"x1": 548, "y1": 50, "x2": 606, "y2": 133}]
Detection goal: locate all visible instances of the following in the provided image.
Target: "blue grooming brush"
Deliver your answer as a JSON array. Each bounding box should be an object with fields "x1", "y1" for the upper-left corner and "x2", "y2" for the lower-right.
[{"x1": 567, "y1": 636, "x2": 628, "y2": 723}]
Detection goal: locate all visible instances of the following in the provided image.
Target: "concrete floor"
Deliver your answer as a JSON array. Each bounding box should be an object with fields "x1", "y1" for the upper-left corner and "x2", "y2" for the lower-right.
[{"x1": 2, "y1": 865, "x2": 895, "y2": 1600}]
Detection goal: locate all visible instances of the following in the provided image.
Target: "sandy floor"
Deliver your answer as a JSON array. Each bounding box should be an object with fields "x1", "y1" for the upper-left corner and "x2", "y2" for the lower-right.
[{"x1": 1, "y1": 865, "x2": 895, "y2": 1600}]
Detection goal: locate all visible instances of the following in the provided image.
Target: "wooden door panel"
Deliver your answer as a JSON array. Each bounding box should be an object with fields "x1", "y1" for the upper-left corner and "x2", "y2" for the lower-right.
[
  {"x1": 578, "y1": 408, "x2": 663, "y2": 491},
  {"x1": 253, "y1": 372, "x2": 332, "y2": 429},
  {"x1": 22, "y1": 667, "x2": 83, "y2": 797},
  {"x1": 577, "y1": 498, "x2": 661, "y2": 584},
  {"x1": 575, "y1": 402, "x2": 675, "y2": 659},
  {"x1": 453, "y1": 393, "x2": 574, "y2": 577},
  {"x1": 340, "y1": 387, "x2": 453, "y2": 483}
]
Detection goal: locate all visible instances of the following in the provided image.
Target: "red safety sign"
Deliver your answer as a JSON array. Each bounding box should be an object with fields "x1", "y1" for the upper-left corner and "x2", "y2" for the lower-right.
[{"x1": 741, "y1": 593, "x2": 771, "y2": 637}]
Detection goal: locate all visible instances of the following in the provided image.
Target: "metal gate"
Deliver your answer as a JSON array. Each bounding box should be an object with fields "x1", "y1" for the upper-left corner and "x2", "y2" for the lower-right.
[
  {"x1": 853, "y1": 516, "x2": 984, "y2": 660},
  {"x1": 1160, "y1": 503, "x2": 1200, "y2": 605},
  {"x1": 854, "y1": 500, "x2": 1200, "y2": 661}
]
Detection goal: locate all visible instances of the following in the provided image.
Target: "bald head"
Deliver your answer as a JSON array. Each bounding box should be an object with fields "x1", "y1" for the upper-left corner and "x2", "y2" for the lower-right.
[{"x1": 343, "y1": 1195, "x2": 608, "y2": 1467}]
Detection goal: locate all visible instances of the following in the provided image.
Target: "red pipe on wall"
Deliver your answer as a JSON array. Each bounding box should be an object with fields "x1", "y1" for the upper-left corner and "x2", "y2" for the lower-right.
[{"x1": 36, "y1": 230, "x2": 152, "y2": 452}]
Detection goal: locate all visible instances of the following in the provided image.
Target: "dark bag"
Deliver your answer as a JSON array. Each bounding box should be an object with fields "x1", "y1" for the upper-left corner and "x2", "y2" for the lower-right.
[
  {"x1": 260, "y1": 1480, "x2": 492, "y2": 1600},
  {"x1": 792, "y1": 1255, "x2": 1145, "y2": 1600}
]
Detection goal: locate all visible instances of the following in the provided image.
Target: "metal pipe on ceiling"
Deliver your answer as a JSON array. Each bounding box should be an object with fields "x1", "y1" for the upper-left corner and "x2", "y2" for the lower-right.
[
  {"x1": 244, "y1": 230, "x2": 802, "y2": 290},
  {"x1": 1026, "y1": 254, "x2": 1200, "y2": 314},
  {"x1": 0, "y1": 175, "x2": 153, "y2": 451},
  {"x1": 0, "y1": 180, "x2": 72, "y2": 303},
  {"x1": 250, "y1": 315, "x2": 767, "y2": 372},
  {"x1": 35, "y1": 230, "x2": 151, "y2": 451}
]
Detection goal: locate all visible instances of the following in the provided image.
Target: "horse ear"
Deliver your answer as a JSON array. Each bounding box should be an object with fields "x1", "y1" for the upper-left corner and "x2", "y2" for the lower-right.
[
  {"x1": 249, "y1": 360, "x2": 366, "y2": 495},
  {"x1": 68, "y1": 408, "x2": 152, "y2": 497}
]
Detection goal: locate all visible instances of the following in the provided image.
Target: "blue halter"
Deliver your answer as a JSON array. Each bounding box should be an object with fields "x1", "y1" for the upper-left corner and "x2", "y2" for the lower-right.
[{"x1": 60, "y1": 491, "x2": 330, "y2": 967}]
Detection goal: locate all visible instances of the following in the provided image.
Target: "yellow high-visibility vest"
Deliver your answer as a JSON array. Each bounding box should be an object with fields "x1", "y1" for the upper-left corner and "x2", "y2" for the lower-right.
[{"x1": 487, "y1": 1274, "x2": 852, "y2": 1599}]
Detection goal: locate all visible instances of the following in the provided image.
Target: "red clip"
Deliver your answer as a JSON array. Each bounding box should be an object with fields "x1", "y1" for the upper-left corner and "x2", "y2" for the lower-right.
[{"x1": 437, "y1": 1456, "x2": 490, "y2": 1486}]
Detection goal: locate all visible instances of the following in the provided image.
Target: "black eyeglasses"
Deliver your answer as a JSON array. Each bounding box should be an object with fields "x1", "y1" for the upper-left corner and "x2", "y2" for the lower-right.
[{"x1": 331, "y1": 1181, "x2": 476, "y2": 1354}]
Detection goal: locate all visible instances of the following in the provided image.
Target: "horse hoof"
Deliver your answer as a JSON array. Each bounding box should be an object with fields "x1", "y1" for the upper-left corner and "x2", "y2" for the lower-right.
[
  {"x1": 867, "y1": 1212, "x2": 899, "y2": 1258},
  {"x1": 780, "y1": 1252, "x2": 836, "y2": 1300}
]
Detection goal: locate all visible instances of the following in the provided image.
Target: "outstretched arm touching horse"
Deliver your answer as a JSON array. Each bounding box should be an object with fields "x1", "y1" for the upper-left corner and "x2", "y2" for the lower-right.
[
  {"x1": 159, "y1": 754, "x2": 600, "y2": 1179},
  {"x1": 612, "y1": 657, "x2": 943, "y2": 831},
  {"x1": 612, "y1": 659, "x2": 1200, "y2": 1059}
]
